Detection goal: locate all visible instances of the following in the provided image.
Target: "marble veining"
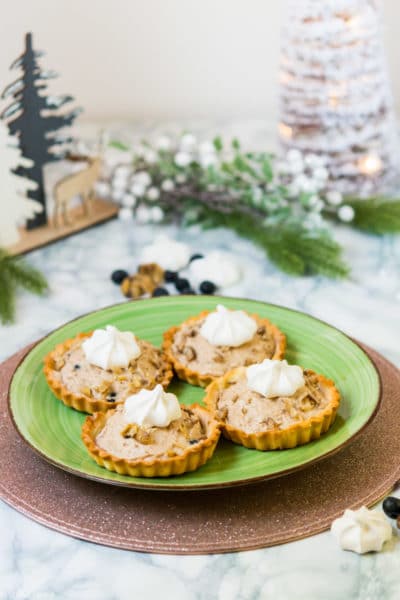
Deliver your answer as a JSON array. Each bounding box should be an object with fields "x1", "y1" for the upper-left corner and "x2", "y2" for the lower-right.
[{"x1": 1, "y1": 120, "x2": 400, "y2": 599}]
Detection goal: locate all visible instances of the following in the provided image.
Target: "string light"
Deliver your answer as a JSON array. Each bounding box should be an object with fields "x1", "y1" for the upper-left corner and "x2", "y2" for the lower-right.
[
  {"x1": 278, "y1": 122, "x2": 293, "y2": 140},
  {"x1": 280, "y1": 72, "x2": 293, "y2": 84},
  {"x1": 358, "y1": 154, "x2": 383, "y2": 176},
  {"x1": 328, "y1": 83, "x2": 347, "y2": 108}
]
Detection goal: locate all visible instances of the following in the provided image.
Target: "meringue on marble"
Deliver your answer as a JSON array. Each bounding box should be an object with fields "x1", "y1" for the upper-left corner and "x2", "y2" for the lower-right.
[
  {"x1": 139, "y1": 235, "x2": 190, "y2": 271},
  {"x1": 331, "y1": 506, "x2": 392, "y2": 554},
  {"x1": 246, "y1": 359, "x2": 304, "y2": 398},
  {"x1": 123, "y1": 384, "x2": 181, "y2": 428},
  {"x1": 200, "y1": 304, "x2": 257, "y2": 347},
  {"x1": 82, "y1": 325, "x2": 141, "y2": 370},
  {"x1": 189, "y1": 251, "x2": 241, "y2": 288}
]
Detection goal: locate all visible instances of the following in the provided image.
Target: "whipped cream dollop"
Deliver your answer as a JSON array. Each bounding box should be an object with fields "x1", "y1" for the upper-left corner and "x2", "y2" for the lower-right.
[
  {"x1": 246, "y1": 359, "x2": 304, "y2": 398},
  {"x1": 189, "y1": 251, "x2": 241, "y2": 288},
  {"x1": 139, "y1": 235, "x2": 190, "y2": 271},
  {"x1": 123, "y1": 384, "x2": 181, "y2": 428},
  {"x1": 200, "y1": 304, "x2": 257, "y2": 347},
  {"x1": 331, "y1": 506, "x2": 392, "y2": 554},
  {"x1": 82, "y1": 325, "x2": 141, "y2": 370}
]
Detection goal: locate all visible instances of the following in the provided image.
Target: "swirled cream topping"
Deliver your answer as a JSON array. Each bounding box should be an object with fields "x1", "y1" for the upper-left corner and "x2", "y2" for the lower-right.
[
  {"x1": 246, "y1": 359, "x2": 304, "y2": 398},
  {"x1": 199, "y1": 304, "x2": 257, "y2": 347},
  {"x1": 123, "y1": 384, "x2": 181, "y2": 427},
  {"x1": 82, "y1": 325, "x2": 141, "y2": 370},
  {"x1": 331, "y1": 506, "x2": 392, "y2": 554}
]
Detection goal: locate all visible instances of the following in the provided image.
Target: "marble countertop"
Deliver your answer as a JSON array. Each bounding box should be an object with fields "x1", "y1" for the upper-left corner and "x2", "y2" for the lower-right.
[{"x1": 1, "y1": 121, "x2": 400, "y2": 600}]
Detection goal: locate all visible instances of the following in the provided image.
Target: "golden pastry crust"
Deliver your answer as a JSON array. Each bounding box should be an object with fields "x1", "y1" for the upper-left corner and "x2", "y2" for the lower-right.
[
  {"x1": 204, "y1": 367, "x2": 340, "y2": 450},
  {"x1": 43, "y1": 332, "x2": 173, "y2": 414},
  {"x1": 162, "y1": 310, "x2": 286, "y2": 388},
  {"x1": 81, "y1": 404, "x2": 221, "y2": 477}
]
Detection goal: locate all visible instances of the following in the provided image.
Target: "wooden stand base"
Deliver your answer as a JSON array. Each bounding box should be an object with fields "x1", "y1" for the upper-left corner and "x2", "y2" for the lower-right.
[{"x1": 8, "y1": 198, "x2": 118, "y2": 256}]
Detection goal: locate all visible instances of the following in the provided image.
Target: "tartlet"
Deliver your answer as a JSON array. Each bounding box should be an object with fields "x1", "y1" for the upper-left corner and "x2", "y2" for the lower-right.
[
  {"x1": 204, "y1": 367, "x2": 340, "y2": 450},
  {"x1": 81, "y1": 403, "x2": 221, "y2": 477},
  {"x1": 163, "y1": 310, "x2": 286, "y2": 388},
  {"x1": 44, "y1": 332, "x2": 173, "y2": 414}
]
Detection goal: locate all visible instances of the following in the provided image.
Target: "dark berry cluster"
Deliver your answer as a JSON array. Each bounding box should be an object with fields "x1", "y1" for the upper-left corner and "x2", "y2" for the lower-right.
[{"x1": 111, "y1": 253, "x2": 218, "y2": 299}]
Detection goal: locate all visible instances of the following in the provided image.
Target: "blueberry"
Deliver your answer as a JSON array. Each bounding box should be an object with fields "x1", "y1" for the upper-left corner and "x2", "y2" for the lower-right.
[
  {"x1": 382, "y1": 496, "x2": 400, "y2": 519},
  {"x1": 152, "y1": 287, "x2": 169, "y2": 297},
  {"x1": 107, "y1": 392, "x2": 117, "y2": 403},
  {"x1": 199, "y1": 280, "x2": 217, "y2": 294},
  {"x1": 189, "y1": 439, "x2": 199, "y2": 445},
  {"x1": 189, "y1": 253, "x2": 204, "y2": 263},
  {"x1": 175, "y1": 277, "x2": 190, "y2": 292},
  {"x1": 73, "y1": 364, "x2": 81, "y2": 370},
  {"x1": 111, "y1": 269, "x2": 129, "y2": 285},
  {"x1": 164, "y1": 270, "x2": 178, "y2": 283}
]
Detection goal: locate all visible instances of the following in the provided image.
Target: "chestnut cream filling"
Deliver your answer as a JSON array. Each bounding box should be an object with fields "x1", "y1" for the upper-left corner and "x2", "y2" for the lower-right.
[
  {"x1": 50, "y1": 339, "x2": 167, "y2": 403},
  {"x1": 172, "y1": 319, "x2": 276, "y2": 377},
  {"x1": 215, "y1": 370, "x2": 329, "y2": 434},
  {"x1": 95, "y1": 406, "x2": 209, "y2": 460}
]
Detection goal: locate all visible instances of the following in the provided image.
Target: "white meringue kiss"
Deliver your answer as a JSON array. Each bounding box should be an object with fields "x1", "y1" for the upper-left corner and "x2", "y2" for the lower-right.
[
  {"x1": 200, "y1": 304, "x2": 257, "y2": 347},
  {"x1": 123, "y1": 384, "x2": 181, "y2": 428},
  {"x1": 246, "y1": 359, "x2": 304, "y2": 398},
  {"x1": 139, "y1": 235, "x2": 190, "y2": 271},
  {"x1": 82, "y1": 325, "x2": 141, "y2": 370},
  {"x1": 331, "y1": 506, "x2": 392, "y2": 554},
  {"x1": 189, "y1": 251, "x2": 241, "y2": 288}
]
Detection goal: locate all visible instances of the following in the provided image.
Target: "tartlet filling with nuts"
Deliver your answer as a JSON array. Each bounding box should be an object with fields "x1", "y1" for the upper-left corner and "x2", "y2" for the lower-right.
[
  {"x1": 170, "y1": 319, "x2": 278, "y2": 378},
  {"x1": 204, "y1": 360, "x2": 340, "y2": 450},
  {"x1": 212, "y1": 369, "x2": 331, "y2": 434},
  {"x1": 46, "y1": 336, "x2": 171, "y2": 405},
  {"x1": 94, "y1": 405, "x2": 210, "y2": 460}
]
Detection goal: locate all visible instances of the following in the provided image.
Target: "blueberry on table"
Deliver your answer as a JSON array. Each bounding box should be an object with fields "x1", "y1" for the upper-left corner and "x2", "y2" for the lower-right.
[
  {"x1": 111, "y1": 269, "x2": 129, "y2": 285},
  {"x1": 152, "y1": 287, "x2": 169, "y2": 297},
  {"x1": 189, "y1": 253, "x2": 204, "y2": 262},
  {"x1": 175, "y1": 277, "x2": 190, "y2": 292},
  {"x1": 382, "y1": 496, "x2": 400, "y2": 519},
  {"x1": 164, "y1": 270, "x2": 178, "y2": 283},
  {"x1": 199, "y1": 280, "x2": 217, "y2": 294}
]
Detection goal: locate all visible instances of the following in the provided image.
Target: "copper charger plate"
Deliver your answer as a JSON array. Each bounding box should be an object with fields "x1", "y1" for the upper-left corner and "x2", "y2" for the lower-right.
[{"x1": 1, "y1": 342, "x2": 399, "y2": 554}]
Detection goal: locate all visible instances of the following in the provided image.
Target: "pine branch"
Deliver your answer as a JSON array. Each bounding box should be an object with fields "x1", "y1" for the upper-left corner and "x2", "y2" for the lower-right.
[
  {"x1": 194, "y1": 208, "x2": 349, "y2": 278},
  {"x1": 0, "y1": 271, "x2": 15, "y2": 324},
  {"x1": 3, "y1": 257, "x2": 49, "y2": 295},
  {"x1": 0, "y1": 250, "x2": 48, "y2": 324},
  {"x1": 346, "y1": 198, "x2": 400, "y2": 234}
]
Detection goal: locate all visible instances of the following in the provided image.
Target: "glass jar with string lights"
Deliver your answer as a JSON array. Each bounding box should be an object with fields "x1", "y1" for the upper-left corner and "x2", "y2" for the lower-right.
[{"x1": 278, "y1": 0, "x2": 399, "y2": 196}]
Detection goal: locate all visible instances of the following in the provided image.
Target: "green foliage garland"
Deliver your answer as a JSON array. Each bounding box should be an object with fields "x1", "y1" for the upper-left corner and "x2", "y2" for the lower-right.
[
  {"x1": 109, "y1": 135, "x2": 400, "y2": 278},
  {"x1": 346, "y1": 197, "x2": 400, "y2": 234},
  {"x1": 0, "y1": 249, "x2": 48, "y2": 324}
]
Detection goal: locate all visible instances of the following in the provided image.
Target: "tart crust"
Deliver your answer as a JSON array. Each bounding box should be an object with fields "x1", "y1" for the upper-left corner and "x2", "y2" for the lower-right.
[
  {"x1": 81, "y1": 404, "x2": 221, "y2": 477},
  {"x1": 44, "y1": 332, "x2": 173, "y2": 414},
  {"x1": 204, "y1": 367, "x2": 340, "y2": 450},
  {"x1": 163, "y1": 310, "x2": 286, "y2": 388}
]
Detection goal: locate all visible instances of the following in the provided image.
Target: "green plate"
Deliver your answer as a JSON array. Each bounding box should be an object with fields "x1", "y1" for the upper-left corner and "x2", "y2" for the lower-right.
[{"x1": 9, "y1": 296, "x2": 381, "y2": 490}]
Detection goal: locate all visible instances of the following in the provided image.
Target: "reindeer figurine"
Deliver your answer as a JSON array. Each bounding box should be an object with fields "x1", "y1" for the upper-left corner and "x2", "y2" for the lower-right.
[{"x1": 53, "y1": 155, "x2": 102, "y2": 227}]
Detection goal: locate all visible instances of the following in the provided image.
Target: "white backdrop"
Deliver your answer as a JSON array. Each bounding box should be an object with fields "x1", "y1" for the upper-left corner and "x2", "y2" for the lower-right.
[{"x1": 0, "y1": 0, "x2": 399, "y2": 123}]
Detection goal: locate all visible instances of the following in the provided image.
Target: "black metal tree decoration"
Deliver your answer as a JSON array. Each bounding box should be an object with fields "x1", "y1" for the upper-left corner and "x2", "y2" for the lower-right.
[{"x1": 1, "y1": 32, "x2": 82, "y2": 229}]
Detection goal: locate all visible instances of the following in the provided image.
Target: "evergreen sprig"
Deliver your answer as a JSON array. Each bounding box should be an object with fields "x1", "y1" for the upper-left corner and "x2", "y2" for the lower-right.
[
  {"x1": 346, "y1": 197, "x2": 400, "y2": 234},
  {"x1": 109, "y1": 134, "x2": 400, "y2": 279},
  {"x1": 194, "y1": 207, "x2": 349, "y2": 278},
  {"x1": 0, "y1": 248, "x2": 48, "y2": 324}
]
